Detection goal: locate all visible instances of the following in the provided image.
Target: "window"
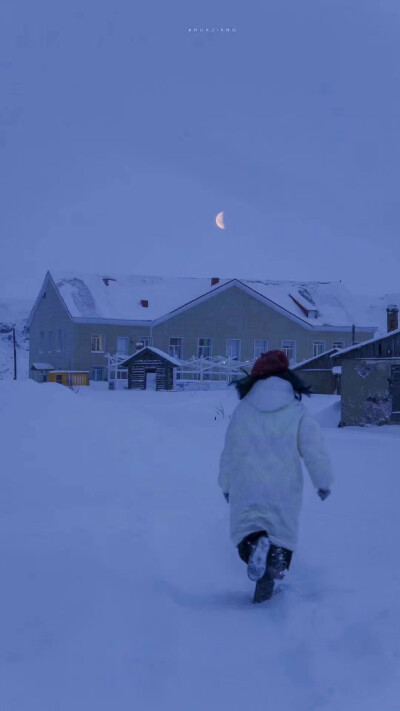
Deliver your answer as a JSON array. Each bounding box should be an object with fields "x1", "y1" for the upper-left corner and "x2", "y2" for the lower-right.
[
  {"x1": 282, "y1": 340, "x2": 296, "y2": 362},
  {"x1": 226, "y1": 339, "x2": 241, "y2": 360},
  {"x1": 90, "y1": 367, "x2": 104, "y2": 381},
  {"x1": 56, "y1": 329, "x2": 63, "y2": 352},
  {"x1": 198, "y1": 338, "x2": 212, "y2": 358},
  {"x1": 332, "y1": 341, "x2": 344, "y2": 350},
  {"x1": 39, "y1": 331, "x2": 45, "y2": 354},
  {"x1": 136, "y1": 337, "x2": 152, "y2": 349},
  {"x1": 48, "y1": 331, "x2": 53, "y2": 353},
  {"x1": 313, "y1": 341, "x2": 325, "y2": 357},
  {"x1": 91, "y1": 335, "x2": 104, "y2": 352},
  {"x1": 169, "y1": 337, "x2": 183, "y2": 360},
  {"x1": 117, "y1": 337, "x2": 129, "y2": 355},
  {"x1": 109, "y1": 369, "x2": 128, "y2": 381},
  {"x1": 254, "y1": 339, "x2": 268, "y2": 359},
  {"x1": 56, "y1": 374, "x2": 63, "y2": 385}
]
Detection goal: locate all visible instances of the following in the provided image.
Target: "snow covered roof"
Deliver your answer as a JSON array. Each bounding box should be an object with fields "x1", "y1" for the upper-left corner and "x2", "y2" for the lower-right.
[
  {"x1": 331, "y1": 326, "x2": 400, "y2": 358},
  {"x1": 292, "y1": 349, "x2": 338, "y2": 370},
  {"x1": 120, "y1": 346, "x2": 182, "y2": 367},
  {"x1": 31, "y1": 362, "x2": 54, "y2": 370},
  {"x1": 29, "y1": 271, "x2": 378, "y2": 331}
]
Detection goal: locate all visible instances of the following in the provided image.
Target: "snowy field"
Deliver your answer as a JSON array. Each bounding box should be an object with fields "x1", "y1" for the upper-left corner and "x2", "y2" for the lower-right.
[{"x1": 0, "y1": 381, "x2": 399, "y2": 710}]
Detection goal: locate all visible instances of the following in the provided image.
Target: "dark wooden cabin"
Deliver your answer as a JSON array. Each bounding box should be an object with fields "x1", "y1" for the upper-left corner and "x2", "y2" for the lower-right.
[{"x1": 120, "y1": 347, "x2": 180, "y2": 391}]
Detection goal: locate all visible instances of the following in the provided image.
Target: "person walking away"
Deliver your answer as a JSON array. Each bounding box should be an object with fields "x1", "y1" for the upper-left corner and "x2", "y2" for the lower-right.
[{"x1": 218, "y1": 350, "x2": 333, "y2": 603}]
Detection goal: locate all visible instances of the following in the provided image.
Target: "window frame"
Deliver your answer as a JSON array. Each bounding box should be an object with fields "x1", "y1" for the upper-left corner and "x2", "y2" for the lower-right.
[
  {"x1": 47, "y1": 331, "x2": 53, "y2": 353},
  {"x1": 169, "y1": 337, "x2": 184, "y2": 360},
  {"x1": 91, "y1": 334, "x2": 105, "y2": 353},
  {"x1": 197, "y1": 338, "x2": 213, "y2": 359},
  {"x1": 56, "y1": 329, "x2": 63, "y2": 353},
  {"x1": 332, "y1": 341, "x2": 345, "y2": 350},
  {"x1": 282, "y1": 339, "x2": 296, "y2": 363},
  {"x1": 226, "y1": 338, "x2": 241, "y2": 361},
  {"x1": 39, "y1": 331, "x2": 45, "y2": 354},
  {"x1": 90, "y1": 366, "x2": 104, "y2": 382},
  {"x1": 254, "y1": 339, "x2": 269, "y2": 359},
  {"x1": 116, "y1": 336, "x2": 129, "y2": 355},
  {"x1": 313, "y1": 340, "x2": 326, "y2": 358}
]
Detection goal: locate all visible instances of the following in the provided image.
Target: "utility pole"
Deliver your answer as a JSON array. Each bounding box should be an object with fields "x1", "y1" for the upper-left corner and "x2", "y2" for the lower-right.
[{"x1": 12, "y1": 327, "x2": 17, "y2": 380}]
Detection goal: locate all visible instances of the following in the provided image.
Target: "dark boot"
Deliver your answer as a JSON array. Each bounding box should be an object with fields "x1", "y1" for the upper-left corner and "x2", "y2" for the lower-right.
[
  {"x1": 267, "y1": 545, "x2": 292, "y2": 579},
  {"x1": 253, "y1": 545, "x2": 293, "y2": 604},
  {"x1": 253, "y1": 569, "x2": 275, "y2": 603}
]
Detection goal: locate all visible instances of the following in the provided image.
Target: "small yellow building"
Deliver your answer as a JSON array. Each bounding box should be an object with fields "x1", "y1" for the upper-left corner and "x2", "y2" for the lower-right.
[{"x1": 47, "y1": 371, "x2": 89, "y2": 387}]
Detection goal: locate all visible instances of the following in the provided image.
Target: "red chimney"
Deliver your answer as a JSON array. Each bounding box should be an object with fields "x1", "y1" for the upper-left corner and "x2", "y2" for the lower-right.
[
  {"x1": 387, "y1": 305, "x2": 399, "y2": 332},
  {"x1": 211, "y1": 277, "x2": 220, "y2": 286},
  {"x1": 140, "y1": 299, "x2": 149, "y2": 308}
]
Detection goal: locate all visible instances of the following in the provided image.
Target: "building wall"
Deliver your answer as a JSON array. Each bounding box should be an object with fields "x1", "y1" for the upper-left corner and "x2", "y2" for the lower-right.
[
  {"x1": 29, "y1": 281, "x2": 376, "y2": 381},
  {"x1": 340, "y1": 359, "x2": 394, "y2": 426},
  {"x1": 69, "y1": 324, "x2": 151, "y2": 375},
  {"x1": 152, "y1": 286, "x2": 372, "y2": 363},
  {"x1": 29, "y1": 280, "x2": 74, "y2": 372},
  {"x1": 296, "y1": 370, "x2": 338, "y2": 395},
  {"x1": 29, "y1": 280, "x2": 152, "y2": 380}
]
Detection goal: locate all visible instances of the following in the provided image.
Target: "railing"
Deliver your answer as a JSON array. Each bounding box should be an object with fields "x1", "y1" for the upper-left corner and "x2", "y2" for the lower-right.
[
  {"x1": 174, "y1": 355, "x2": 254, "y2": 390},
  {"x1": 105, "y1": 352, "x2": 256, "y2": 391},
  {"x1": 106, "y1": 353, "x2": 129, "y2": 389}
]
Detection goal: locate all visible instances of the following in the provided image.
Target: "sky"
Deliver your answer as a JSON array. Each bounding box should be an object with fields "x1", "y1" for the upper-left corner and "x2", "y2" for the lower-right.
[{"x1": 1, "y1": 0, "x2": 400, "y2": 301}]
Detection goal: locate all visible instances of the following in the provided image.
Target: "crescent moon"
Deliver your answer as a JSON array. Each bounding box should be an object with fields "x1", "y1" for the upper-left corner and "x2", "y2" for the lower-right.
[{"x1": 216, "y1": 211, "x2": 225, "y2": 230}]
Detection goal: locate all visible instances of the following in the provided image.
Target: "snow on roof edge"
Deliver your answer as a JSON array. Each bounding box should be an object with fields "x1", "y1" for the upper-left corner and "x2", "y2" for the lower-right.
[
  {"x1": 331, "y1": 327, "x2": 400, "y2": 358},
  {"x1": 120, "y1": 346, "x2": 182, "y2": 367}
]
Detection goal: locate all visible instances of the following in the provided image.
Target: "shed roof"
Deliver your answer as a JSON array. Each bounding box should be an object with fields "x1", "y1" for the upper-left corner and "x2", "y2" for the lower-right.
[
  {"x1": 292, "y1": 348, "x2": 338, "y2": 370},
  {"x1": 331, "y1": 327, "x2": 400, "y2": 359},
  {"x1": 31, "y1": 362, "x2": 54, "y2": 370},
  {"x1": 119, "y1": 346, "x2": 181, "y2": 367}
]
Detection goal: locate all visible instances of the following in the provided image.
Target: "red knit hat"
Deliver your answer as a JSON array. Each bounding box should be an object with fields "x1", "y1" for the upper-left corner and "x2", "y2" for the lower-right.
[{"x1": 250, "y1": 350, "x2": 290, "y2": 378}]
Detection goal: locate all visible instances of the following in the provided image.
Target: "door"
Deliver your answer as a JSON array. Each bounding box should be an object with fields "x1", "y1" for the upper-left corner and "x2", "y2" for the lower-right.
[
  {"x1": 145, "y1": 370, "x2": 157, "y2": 390},
  {"x1": 226, "y1": 339, "x2": 241, "y2": 360}
]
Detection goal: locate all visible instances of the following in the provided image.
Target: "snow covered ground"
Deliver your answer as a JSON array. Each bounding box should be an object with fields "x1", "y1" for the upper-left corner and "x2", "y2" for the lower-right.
[{"x1": 0, "y1": 381, "x2": 399, "y2": 710}]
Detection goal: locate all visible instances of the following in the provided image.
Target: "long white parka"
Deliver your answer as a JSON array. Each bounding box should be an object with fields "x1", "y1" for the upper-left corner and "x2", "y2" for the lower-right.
[{"x1": 218, "y1": 377, "x2": 333, "y2": 551}]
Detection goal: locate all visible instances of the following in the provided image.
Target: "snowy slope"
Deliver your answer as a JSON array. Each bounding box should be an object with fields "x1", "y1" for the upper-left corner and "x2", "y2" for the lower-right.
[
  {"x1": 0, "y1": 382, "x2": 399, "y2": 710},
  {"x1": 0, "y1": 299, "x2": 30, "y2": 380}
]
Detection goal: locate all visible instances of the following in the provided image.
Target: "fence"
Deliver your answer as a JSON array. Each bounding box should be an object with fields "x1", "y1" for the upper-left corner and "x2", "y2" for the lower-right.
[
  {"x1": 106, "y1": 352, "x2": 255, "y2": 391},
  {"x1": 174, "y1": 355, "x2": 253, "y2": 390},
  {"x1": 106, "y1": 353, "x2": 129, "y2": 389}
]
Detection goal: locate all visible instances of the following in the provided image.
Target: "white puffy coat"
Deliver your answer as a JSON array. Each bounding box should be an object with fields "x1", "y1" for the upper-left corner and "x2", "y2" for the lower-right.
[{"x1": 218, "y1": 377, "x2": 333, "y2": 551}]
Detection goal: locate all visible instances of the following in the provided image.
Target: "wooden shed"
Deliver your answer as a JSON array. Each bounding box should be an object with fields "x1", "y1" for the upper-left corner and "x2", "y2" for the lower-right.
[
  {"x1": 120, "y1": 347, "x2": 180, "y2": 391},
  {"x1": 332, "y1": 320, "x2": 400, "y2": 425},
  {"x1": 30, "y1": 362, "x2": 54, "y2": 383}
]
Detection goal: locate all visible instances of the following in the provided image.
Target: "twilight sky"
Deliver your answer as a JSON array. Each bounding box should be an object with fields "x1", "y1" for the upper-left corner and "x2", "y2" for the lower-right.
[{"x1": 1, "y1": 0, "x2": 400, "y2": 300}]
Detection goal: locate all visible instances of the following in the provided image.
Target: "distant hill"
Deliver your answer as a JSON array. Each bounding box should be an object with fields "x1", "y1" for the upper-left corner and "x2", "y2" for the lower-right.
[{"x1": 0, "y1": 299, "x2": 31, "y2": 380}]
